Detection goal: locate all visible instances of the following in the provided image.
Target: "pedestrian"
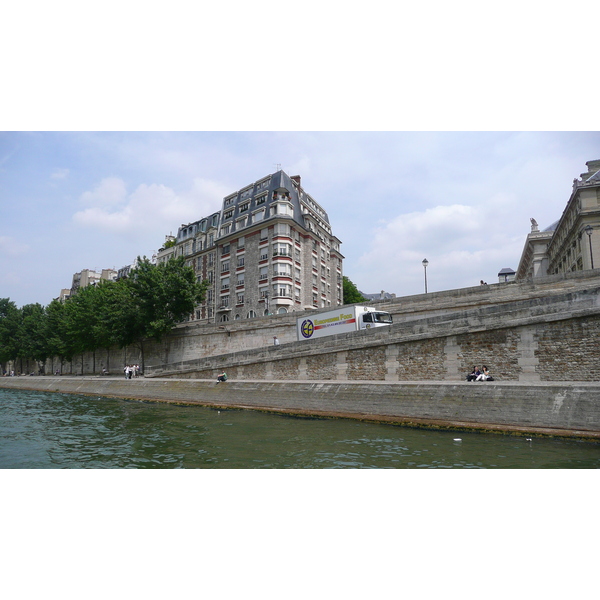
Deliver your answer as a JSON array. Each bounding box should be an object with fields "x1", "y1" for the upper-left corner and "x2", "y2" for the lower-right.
[{"x1": 273, "y1": 336, "x2": 280, "y2": 347}]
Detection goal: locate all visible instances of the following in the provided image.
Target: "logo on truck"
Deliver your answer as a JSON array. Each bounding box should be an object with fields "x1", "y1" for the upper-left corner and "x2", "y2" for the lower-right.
[{"x1": 300, "y1": 319, "x2": 315, "y2": 339}]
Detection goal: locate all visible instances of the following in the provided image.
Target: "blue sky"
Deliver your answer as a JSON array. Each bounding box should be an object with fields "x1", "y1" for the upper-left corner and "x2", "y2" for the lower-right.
[
  {"x1": 2, "y1": 3, "x2": 599, "y2": 308},
  {"x1": 1, "y1": 131, "x2": 599, "y2": 307}
]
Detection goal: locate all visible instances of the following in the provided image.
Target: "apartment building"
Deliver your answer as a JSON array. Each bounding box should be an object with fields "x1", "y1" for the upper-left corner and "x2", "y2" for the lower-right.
[
  {"x1": 68, "y1": 268, "x2": 117, "y2": 297},
  {"x1": 156, "y1": 170, "x2": 344, "y2": 323}
]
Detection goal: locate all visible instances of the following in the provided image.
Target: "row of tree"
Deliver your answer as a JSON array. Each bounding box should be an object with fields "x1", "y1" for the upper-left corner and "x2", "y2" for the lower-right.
[{"x1": 0, "y1": 257, "x2": 208, "y2": 375}]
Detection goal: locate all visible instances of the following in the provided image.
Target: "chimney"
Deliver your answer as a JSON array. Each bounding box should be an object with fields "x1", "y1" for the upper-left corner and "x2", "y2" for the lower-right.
[{"x1": 291, "y1": 175, "x2": 301, "y2": 187}]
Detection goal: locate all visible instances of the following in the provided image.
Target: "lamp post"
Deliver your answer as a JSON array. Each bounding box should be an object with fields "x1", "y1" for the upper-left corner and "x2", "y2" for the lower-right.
[
  {"x1": 585, "y1": 226, "x2": 594, "y2": 269},
  {"x1": 422, "y1": 258, "x2": 429, "y2": 294}
]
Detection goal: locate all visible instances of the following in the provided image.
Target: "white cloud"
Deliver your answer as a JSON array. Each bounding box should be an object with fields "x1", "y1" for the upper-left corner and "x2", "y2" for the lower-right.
[
  {"x1": 50, "y1": 168, "x2": 70, "y2": 180},
  {"x1": 0, "y1": 236, "x2": 30, "y2": 257},
  {"x1": 80, "y1": 177, "x2": 127, "y2": 207},
  {"x1": 73, "y1": 177, "x2": 228, "y2": 240},
  {"x1": 354, "y1": 202, "x2": 524, "y2": 296}
]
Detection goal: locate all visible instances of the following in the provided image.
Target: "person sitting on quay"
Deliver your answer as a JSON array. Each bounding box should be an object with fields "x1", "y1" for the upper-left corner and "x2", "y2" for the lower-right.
[
  {"x1": 467, "y1": 366, "x2": 480, "y2": 381},
  {"x1": 216, "y1": 371, "x2": 228, "y2": 383},
  {"x1": 476, "y1": 366, "x2": 494, "y2": 381}
]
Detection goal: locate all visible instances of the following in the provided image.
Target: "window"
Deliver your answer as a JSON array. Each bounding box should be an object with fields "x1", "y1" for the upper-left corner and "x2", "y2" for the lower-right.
[
  {"x1": 256, "y1": 194, "x2": 266, "y2": 205},
  {"x1": 221, "y1": 277, "x2": 230, "y2": 290},
  {"x1": 224, "y1": 209, "x2": 234, "y2": 219},
  {"x1": 273, "y1": 284, "x2": 292, "y2": 298},
  {"x1": 260, "y1": 228, "x2": 268, "y2": 241},
  {"x1": 273, "y1": 203, "x2": 292, "y2": 217},
  {"x1": 221, "y1": 261, "x2": 230, "y2": 273},
  {"x1": 260, "y1": 251, "x2": 268, "y2": 261},
  {"x1": 240, "y1": 203, "x2": 250, "y2": 213},
  {"x1": 237, "y1": 274, "x2": 245, "y2": 286},
  {"x1": 274, "y1": 264, "x2": 291, "y2": 277},
  {"x1": 275, "y1": 223, "x2": 291, "y2": 236},
  {"x1": 237, "y1": 236, "x2": 245, "y2": 249},
  {"x1": 247, "y1": 310, "x2": 257, "y2": 318},
  {"x1": 237, "y1": 256, "x2": 245, "y2": 268},
  {"x1": 259, "y1": 266, "x2": 268, "y2": 281},
  {"x1": 222, "y1": 244, "x2": 230, "y2": 255},
  {"x1": 220, "y1": 295, "x2": 229, "y2": 307},
  {"x1": 237, "y1": 293, "x2": 244, "y2": 305},
  {"x1": 253, "y1": 209, "x2": 265, "y2": 222},
  {"x1": 273, "y1": 243, "x2": 291, "y2": 257},
  {"x1": 221, "y1": 224, "x2": 230, "y2": 235}
]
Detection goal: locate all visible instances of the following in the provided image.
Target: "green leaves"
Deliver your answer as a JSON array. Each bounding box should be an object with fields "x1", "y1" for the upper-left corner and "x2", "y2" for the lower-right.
[
  {"x1": 343, "y1": 276, "x2": 367, "y2": 304},
  {"x1": 0, "y1": 255, "x2": 208, "y2": 371}
]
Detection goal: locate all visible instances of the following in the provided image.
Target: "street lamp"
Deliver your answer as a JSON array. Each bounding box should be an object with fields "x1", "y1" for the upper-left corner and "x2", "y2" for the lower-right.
[
  {"x1": 422, "y1": 258, "x2": 429, "y2": 294},
  {"x1": 584, "y1": 226, "x2": 594, "y2": 269}
]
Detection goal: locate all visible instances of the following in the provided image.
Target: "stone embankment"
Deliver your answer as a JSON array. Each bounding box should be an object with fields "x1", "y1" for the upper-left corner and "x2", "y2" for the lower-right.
[{"x1": 2, "y1": 376, "x2": 600, "y2": 440}]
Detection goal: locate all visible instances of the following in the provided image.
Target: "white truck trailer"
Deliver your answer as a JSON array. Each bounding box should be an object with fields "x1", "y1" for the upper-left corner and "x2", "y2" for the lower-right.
[{"x1": 296, "y1": 306, "x2": 393, "y2": 341}]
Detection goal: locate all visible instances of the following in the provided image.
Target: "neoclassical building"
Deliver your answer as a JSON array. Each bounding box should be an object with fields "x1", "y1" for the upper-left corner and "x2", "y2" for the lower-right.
[
  {"x1": 516, "y1": 159, "x2": 600, "y2": 280},
  {"x1": 156, "y1": 170, "x2": 344, "y2": 323}
]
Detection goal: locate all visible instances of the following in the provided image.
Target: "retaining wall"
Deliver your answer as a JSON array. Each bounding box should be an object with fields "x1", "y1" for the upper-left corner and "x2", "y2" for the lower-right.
[{"x1": 2, "y1": 376, "x2": 600, "y2": 440}]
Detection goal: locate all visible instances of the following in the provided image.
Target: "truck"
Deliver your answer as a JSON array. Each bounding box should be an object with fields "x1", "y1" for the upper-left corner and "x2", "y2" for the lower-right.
[{"x1": 296, "y1": 306, "x2": 393, "y2": 341}]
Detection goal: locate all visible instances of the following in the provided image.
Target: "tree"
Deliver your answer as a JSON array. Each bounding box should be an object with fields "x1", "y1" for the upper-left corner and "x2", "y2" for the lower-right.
[
  {"x1": 115, "y1": 256, "x2": 208, "y2": 371},
  {"x1": 0, "y1": 298, "x2": 20, "y2": 372},
  {"x1": 44, "y1": 299, "x2": 73, "y2": 373},
  {"x1": 343, "y1": 276, "x2": 367, "y2": 304},
  {"x1": 15, "y1": 303, "x2": 47, "y2": 373}
]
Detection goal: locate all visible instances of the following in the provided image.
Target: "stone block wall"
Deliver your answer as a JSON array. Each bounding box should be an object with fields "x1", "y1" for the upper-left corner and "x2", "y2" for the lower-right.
[
  {"x1": 535, "y1": 317, "x2": 600, "y2": 381},
  {"x1": 394, "y1": 338, "x2": 446, "y2": 380},
  {"x1": 455, "y1": 329, "x2": 521, "y2": 380}
]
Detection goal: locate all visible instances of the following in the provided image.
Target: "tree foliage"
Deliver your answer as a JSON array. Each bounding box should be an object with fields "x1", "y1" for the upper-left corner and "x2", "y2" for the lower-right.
[
  {"x1": 0, "y1": 256, "x2": 208, "y2": 373},
  {"x1": 342, "y1": 276, "x2": 367, "y2": 304}
]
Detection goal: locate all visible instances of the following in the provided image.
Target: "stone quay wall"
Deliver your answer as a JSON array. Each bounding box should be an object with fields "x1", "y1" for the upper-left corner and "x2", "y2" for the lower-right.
[
  {"x1": 31, "y1": 270, "x2": 600, "y2": 385},
  {"x1": 2, "y1": 376, "x2": 600, "y2": 439},
  {"x1": 146, "y1": 277, "x2": 600, "y2": 384}
]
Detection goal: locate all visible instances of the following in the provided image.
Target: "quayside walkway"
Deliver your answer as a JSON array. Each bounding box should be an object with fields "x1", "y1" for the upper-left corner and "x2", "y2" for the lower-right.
[{"x1": 2, "y1": 376, "x2": 600, "y2": 440}]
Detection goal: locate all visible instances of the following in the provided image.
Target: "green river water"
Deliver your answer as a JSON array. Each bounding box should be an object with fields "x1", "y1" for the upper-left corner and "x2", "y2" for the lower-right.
[{"x1": 1, "y1": 388, "x2": 599, "y2": 468}]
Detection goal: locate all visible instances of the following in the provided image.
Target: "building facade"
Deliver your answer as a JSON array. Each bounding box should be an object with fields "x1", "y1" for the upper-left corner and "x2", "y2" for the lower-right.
[
  {"x1": 516, "y1": 159, "x2": 600, "y2": 280},
  {"x1": 155, "y1": 170, "x2": 344, "y2": 323},
  {"x1": 67, "y1": 268, "x2": 117, "y2": 298}
]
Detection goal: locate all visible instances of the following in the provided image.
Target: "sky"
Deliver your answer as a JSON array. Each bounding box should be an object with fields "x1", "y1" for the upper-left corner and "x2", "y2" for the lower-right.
[{"x1": 1, "y1": 131, "x2": 599, "y2": 307}]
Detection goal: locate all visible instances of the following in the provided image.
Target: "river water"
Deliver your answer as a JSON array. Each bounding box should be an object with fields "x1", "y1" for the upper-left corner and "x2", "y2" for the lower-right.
[{"x1": 1, "y1": 387, "x2": 599, "y2": 468}]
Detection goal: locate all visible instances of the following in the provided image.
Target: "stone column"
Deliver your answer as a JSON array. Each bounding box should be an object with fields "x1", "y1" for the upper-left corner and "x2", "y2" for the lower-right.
[
  {"x1": 518, "y1": 326, "x2": 540, "y2": 382},
  {"x1": 336, "y1": 351, "x2": 347, "y2": 381},
  {"x1": 443, "y1": 336, "x2": 463, "y2": 381},
  {"x1": 384, "y1": 344, "x2": 399, "y2": 381}
]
